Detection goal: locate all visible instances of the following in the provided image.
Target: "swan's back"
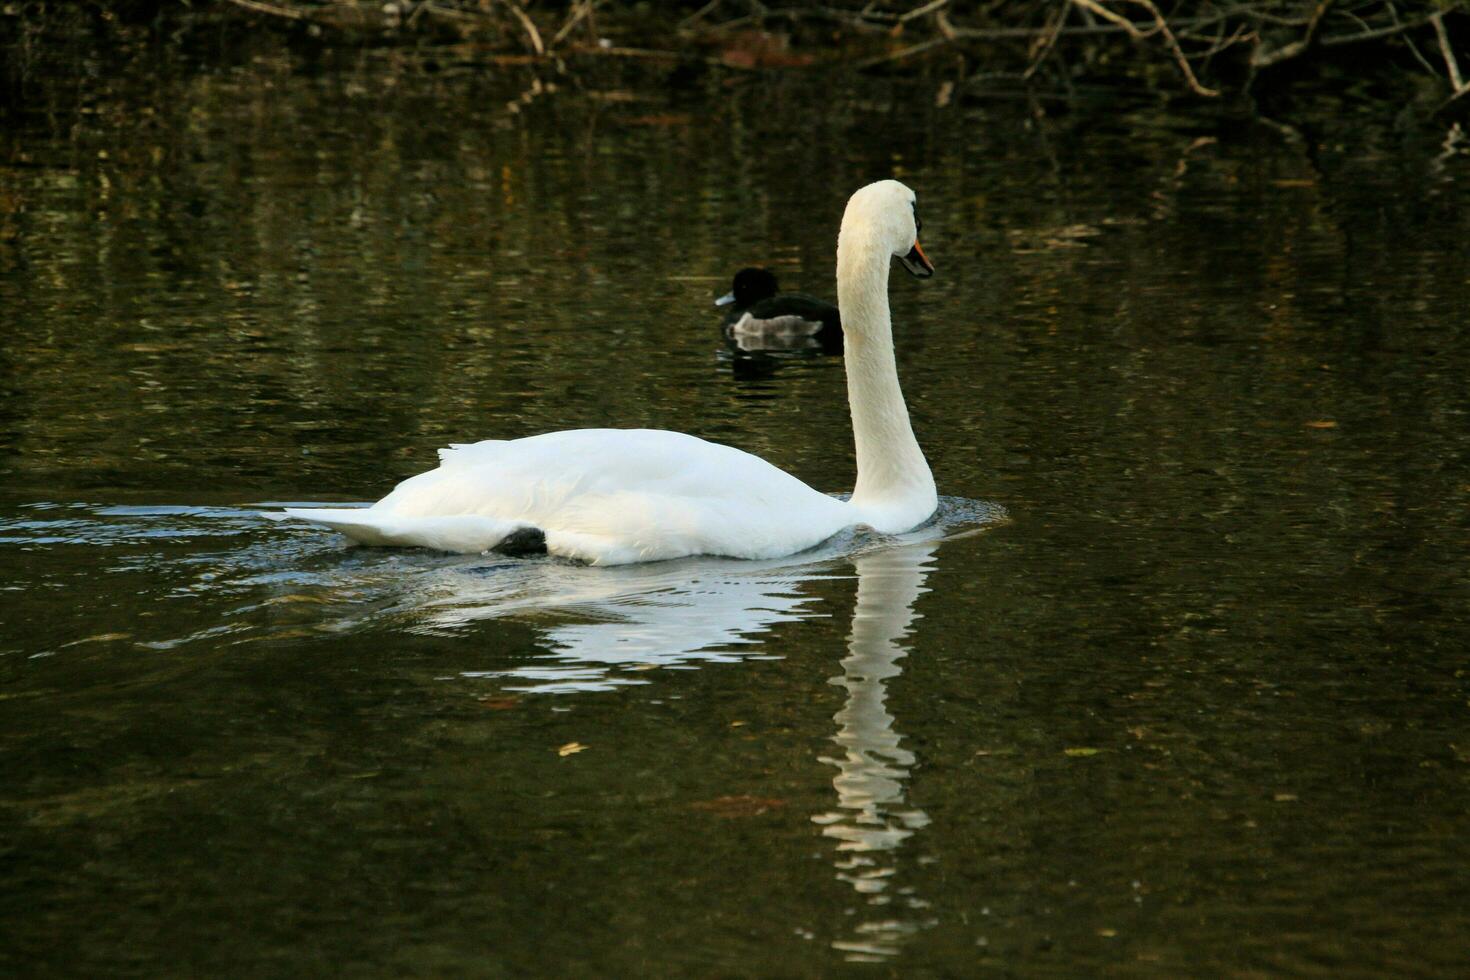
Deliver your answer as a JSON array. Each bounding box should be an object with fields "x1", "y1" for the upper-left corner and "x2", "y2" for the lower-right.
[{"x1": 287, "y1": 429, "x2": 850, "y2": 565}]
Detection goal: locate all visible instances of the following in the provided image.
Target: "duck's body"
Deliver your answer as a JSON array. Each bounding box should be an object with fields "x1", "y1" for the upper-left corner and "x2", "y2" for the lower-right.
[
  {"x1": 717, "y1": 267, "x2": 842, "y2": 350},
  {"x1": 285, "y1": 180, "x2": 937, "y2": 565}
]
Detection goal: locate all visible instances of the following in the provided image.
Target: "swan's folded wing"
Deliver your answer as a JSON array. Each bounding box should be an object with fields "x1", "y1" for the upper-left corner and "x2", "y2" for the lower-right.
[
  {"x1": 545, "y1": 488, "x2": 848, "y2": 565},
  {"x1": 282, "y1": 508, "x2": 524, "y2": 553},
  {"x1": 285, "y1": 428, "x2": 855, "y2": 561}
]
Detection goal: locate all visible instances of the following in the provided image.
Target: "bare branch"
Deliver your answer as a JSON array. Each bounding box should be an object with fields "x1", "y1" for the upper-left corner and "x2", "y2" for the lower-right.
[
  {"x1": 208, "y1": 0, "x2": 1470, "y2": 104},
  {"x1": 1197, "y1": 22, "x2": 1254, "y2": 63},
  {"x1": 1071, "y1": 0, "x2": 1218, "y2": 97},
  {"x1": 1126, "y1": 0, "x2": 1219, "y2": 95},
  {"x1": 1023, "y1": 1, "x2": 1069, "y2": 81},
  {"x1": 677, "y1": 0, "x2": 726, "y2": 31},
  {"x1": 1431, "y1": 11, "x2": 1467, "y2": 94},
  {"x1": 552, "y1": 0, "x2": 604, "y2": 49},
  {"x1": 1069, "y1": 0, "x2": 1147, "y2": 40},
  {"x1": 898, "y1": 0, "x2": 951, "y2": 25},
  {"x1": 853, "y1": 35, "x2": 950, "y2": 69},
  {"x1": 223, "y1": 0, "x2": 310, "y2": 20},
  {"x1": 500, "y1": 0, "x2": 545, "y2": 57},
  {"x1": 1251, "y1": 0, "x2": 1334, "y2": 69},
  {"x1": 1320, "y1": 11, "x2": 1446, "y2": 48}
]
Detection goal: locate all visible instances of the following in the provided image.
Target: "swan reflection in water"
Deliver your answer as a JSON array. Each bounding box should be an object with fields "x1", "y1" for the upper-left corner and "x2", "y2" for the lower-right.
[
  {"x1": 400, "y1": 508, "x2": 988, "y2": 696},
  {"x1": 444, "y1": 534, "x2": 944, "y2": 960},
  {"x1": 447, "y1": 556, "x2": 834, "y2": 693},
  {"x1": 15, "y1": 499, "x2": 978, "y2": 962},
  {"x1": 815, "y1": 541, "x2": 939, "y2": 962},
  {"x1": 253, "y1": 502, "x2": 991, "y2": 958}
]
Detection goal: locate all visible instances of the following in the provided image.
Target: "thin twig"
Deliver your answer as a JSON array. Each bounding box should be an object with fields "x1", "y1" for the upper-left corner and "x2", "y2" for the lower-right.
[
  {"x1": 223, "y1": 0, "x2": 309, "y2": 20},
  {"x1": 934, "y1": 9, "x2": 956, "y2": 40},
  {"x1": 1197, "y1": 22, "x2": 1253, "y2": 64},
  {"x1": 1251, "y1": 0, "x2": 1334, "y2": 69},
  {"x1": 1254, "y1": 114, "x2": 1306, "y2": 144},
  {"x1": 897, "y1": 0, "x2": 950, "y2": 24},
  {"x1": 1439, "y1": 87, "x2": 1470, "y2": 114},
  {"x1": 1071, "y1": 0, "x2": 1218, "y2": 96},
  {"x1": 1389, "y1": 2, "x2": 1441, "y2": 78},
  {"x1": 422, "y1": 2, "x2": 481, "y2": 23},
  {"x1": 1024, "y1": 1, "x2": 1069, "y2": 81},
  {"x1": 551, "y1": 0, "x2": 603, "y2": 49},
  {"x1": 1320, "y1": 12, "x2": 1444, "y2": 47},
  {"x1": 1119, "y1": 0, "x2": 1218, "y2": 96},
  {"x1": 1069, "y1": 0, "x2": 1148, "y2": 40},
  {"x1": 1431, "y1": 12, "x2": 1466, "y2": 93},
  {"x1": 678, "y1": 0, "x2": 725, "y2": 31},
  {"x1": 500, "y1": 0, "x2": 544, "y2": 56},
  {"x1": 853, "y1": 35, "x2": 950, "y2": 69}
]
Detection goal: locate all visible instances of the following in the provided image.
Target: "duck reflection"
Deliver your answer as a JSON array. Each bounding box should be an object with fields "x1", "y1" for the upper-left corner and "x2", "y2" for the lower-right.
[{"x1": 814, "y1": 541, "x2": 938, "y2": 962}]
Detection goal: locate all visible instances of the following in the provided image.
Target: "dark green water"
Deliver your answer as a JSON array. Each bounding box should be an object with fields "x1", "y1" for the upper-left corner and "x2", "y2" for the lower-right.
[{"x1": 2, "y1": 42, "x2": 1469, "y2": 976}]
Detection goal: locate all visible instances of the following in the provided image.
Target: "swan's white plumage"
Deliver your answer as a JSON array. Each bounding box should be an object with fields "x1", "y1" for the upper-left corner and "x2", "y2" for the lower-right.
[
  {"x1": 285, "y1": 180, "x2": 937, "y2": 565},
  {"x1": 288, "y1": 429, "x2": 849, "y2": 564}
]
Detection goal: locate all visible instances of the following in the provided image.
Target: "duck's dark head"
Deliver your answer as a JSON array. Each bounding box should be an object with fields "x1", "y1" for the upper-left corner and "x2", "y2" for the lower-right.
[{"x1": 715, "y1": 267, "x2": 780, "y2": 309}]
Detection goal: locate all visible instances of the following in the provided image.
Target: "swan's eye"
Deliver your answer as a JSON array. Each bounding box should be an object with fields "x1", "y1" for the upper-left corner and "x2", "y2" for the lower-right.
[{"x1": 911, "y1": 202, "x2": 922, "y2": 235}]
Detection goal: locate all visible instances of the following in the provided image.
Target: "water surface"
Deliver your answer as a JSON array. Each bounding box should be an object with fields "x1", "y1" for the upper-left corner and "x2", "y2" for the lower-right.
[{"x1": 2, "y1": 43, "x2": 1468, "y2": 976}]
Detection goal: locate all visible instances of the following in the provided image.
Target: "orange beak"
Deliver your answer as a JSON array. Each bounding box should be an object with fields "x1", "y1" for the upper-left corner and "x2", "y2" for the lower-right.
[{"x1": 900, "y1": 239, "x2": 934, "y2": 278}]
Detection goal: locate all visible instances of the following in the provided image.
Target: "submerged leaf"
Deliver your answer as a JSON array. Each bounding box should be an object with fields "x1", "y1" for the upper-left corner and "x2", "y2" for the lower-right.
[{"x1": 477, "y1": 696, "x2": 520, "y2": 710}]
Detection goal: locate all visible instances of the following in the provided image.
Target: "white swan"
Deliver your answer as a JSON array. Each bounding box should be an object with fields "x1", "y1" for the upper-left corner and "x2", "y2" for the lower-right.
[{"x1": 284, "y1": 179, "x2": 937, "y2": 565}]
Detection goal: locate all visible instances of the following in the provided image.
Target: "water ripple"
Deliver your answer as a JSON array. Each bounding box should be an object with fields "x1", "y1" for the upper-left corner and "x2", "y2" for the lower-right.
[{"x1": 1, "y1": 496, "x2": 1005, "y2": 694}]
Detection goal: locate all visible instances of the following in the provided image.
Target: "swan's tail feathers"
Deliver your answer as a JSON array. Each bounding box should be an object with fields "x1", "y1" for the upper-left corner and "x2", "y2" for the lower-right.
[
  {"x1": 435, "y1": 440, "x2": 507, "y2": 468},
  {"x1": 281, "y1": 508, "x2": 540, "y2": 555}
]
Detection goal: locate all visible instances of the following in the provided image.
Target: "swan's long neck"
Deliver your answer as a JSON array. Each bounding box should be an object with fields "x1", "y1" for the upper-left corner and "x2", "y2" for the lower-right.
[{"x1": 837, "y1": 231, "x2": 936, "y2": 530}]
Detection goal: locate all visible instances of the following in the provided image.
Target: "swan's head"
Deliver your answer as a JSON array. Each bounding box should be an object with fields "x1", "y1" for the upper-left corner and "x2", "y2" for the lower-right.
[{"x1": 840, "y1": 180, "x2": 934, "y2": 279}]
